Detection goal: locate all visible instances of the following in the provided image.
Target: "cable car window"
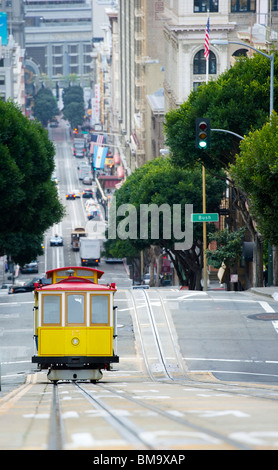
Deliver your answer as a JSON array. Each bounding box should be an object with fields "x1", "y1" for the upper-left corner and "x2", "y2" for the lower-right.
[
  {"x1": 91, "y1": 295, "x2": 109, "y2": 324},
  {"x1": 66, "y1": 294, "x2": 85, "y2": 324},
  {"x1": 42, "y1": 295, "x2": 61, "y2": 324},
  {"x1": 55, "y1": 270, "x2": 69, "y2": 277},
  {"x1": 76, "y1": 269, "x2": 95, "y2": 278}
]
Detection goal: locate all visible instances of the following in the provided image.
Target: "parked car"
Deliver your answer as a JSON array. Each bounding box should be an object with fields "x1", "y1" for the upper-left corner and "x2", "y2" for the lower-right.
[
  {"x1": 66, "y1": 192, "x2": 76, "y2": 200},
  {"x1": 20, "y1": 261, "x2": 39, "y2": 274},
  {"x1": 82, "y1": 189, "x2": 93, "y2": 198},
  {"x1": 1, "y1": 282, "x2": 12, "y2": 290},
  {"x1": 51, "y1": 175, "x2": 58, "y2": 185},
  {"x1": 50, "y1": 234, "x2": 63, "y2": 246},
  {"x1": 105, "y1": 258, "x2": 123, "y2": 264},
  {"x1": 8, "y1": 277, "x2": 49, "y2": 294},
  {"x1": 143, "y1": 273, "x2": 157, "y2": 285}
]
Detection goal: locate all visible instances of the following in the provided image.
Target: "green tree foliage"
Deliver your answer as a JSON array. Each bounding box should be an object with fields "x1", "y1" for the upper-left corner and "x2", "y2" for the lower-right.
[
  {"x1": 230, "y1": 112, "x2": 278, "y2": 246},
  {"x1": 62, "y1": 85, "x2": 84, "y2": 106},
  {"x1": 0, "y1": 100, "x2": 65, "y2": 265},
  {"x1": 33, "y1": 87, "x2": 59, "y2": 127},
  {"x1": 164, "y1": 53, "x2": 278, "y2": 172},
  {"x1": 105, "y1": 157, "x2": 226, "y2": 288},
  {"x1": 206, "y1": 227, "x2": 245, "y2": 269},
  {"x1": 62, "y1": 86, "x2": 85, "y2": 128}
]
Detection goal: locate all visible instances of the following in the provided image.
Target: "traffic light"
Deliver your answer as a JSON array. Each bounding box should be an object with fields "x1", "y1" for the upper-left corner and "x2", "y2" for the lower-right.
[{"x1": 195, "y1": 118, "x2": 210, "y2": 149}]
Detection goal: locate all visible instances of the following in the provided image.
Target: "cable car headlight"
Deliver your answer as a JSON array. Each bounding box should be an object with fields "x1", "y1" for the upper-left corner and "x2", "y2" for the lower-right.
[{"x1": 71, "y1": 337, "x2": 80, "y2": 346}]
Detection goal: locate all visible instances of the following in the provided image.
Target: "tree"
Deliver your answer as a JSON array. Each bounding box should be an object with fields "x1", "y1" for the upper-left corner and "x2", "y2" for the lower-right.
[
  {"x1": 33, "y1": 87, "x2": 59, "y2": 126},
  {"x1": 104, "y1": 157, "x2": 226, "y2": 289},
  {"x1": 63, "y1": 102, "x2": 85, "y2": 129},
  {"x1": 62, "y1": 85, "x2": 84, "y2": 107},
  {"x1": 206, "y1": 228, "x2": 245, "y2": 289},
  {"x1": 62, "y1": 86, "x2": 85, "y2": 128},
  {"x1": 164, "y1": 52, "x2": 278, "y2": 286},
  {"x1": 230, "y1": 112, "x2": 278, "y2": 246},
  {"x1": 0, "y1": 100, "x2": 65, "y2": 265}
]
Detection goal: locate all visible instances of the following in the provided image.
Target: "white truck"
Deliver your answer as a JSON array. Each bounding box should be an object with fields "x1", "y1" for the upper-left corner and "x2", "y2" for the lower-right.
[
  {"x1": 73, "y1": 138, "x2": 86, "y2": 158},
  {"x1": 79, "y1": 164, "x2": 91, "y2": 180},
  {"x1": 80, "y1": 238, "x2": 101, "y2": 266}
]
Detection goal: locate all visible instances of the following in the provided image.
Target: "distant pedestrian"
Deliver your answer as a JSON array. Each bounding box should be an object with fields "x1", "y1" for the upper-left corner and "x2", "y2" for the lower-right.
[{"x1": 263, "y1": 265, "x2": 268, "y2": 287}]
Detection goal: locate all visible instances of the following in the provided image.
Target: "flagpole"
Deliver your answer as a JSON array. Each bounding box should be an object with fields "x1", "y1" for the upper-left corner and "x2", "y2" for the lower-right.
[
  {"x1": 203, "y1": 9, "x2": 210, "y2": 292},
  {"x1": 205, "y1": 10, "x2": 210, "y2": 86}
]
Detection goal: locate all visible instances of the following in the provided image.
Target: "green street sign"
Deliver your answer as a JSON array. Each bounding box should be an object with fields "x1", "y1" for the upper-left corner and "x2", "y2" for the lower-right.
[{"x1": 191, "y1": 213, "x2": 219, "y2": 222}]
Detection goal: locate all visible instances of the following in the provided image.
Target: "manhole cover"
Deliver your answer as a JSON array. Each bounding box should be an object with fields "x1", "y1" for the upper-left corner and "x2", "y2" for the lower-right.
[{"x1": 248, "y1": 313, "x2": 278, "y2": 321}]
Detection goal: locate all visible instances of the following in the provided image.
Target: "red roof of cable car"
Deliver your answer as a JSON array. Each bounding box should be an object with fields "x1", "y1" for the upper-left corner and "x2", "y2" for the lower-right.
[{"x1": 36, "y1": 277, "x2": 116, "y2": 292}]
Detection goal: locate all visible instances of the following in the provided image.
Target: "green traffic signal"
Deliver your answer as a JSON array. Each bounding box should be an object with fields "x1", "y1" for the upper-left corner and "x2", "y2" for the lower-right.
[{"x1": 195, "y1": 118, "x2": 210, "y2": 149}]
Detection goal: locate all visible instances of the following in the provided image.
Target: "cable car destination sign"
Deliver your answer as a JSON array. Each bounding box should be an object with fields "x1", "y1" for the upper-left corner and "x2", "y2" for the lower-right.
[{"x1": 191, "y1": 213, "x2": 219, "y2": 222}]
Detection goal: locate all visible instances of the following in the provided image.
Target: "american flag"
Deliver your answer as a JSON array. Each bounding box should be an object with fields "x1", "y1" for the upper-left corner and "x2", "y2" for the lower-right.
[
  {"x1": 89, "y1": 133, "x2": 105, "y2": 154},
  {"x1": 204, "y1": 17, "x2": 210, "y2": 60}
]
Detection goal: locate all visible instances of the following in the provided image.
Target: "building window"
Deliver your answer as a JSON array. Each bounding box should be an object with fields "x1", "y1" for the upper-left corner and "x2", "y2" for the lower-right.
[
  {"x1": 42, "y1": 295, "x2": 61, "y2": 325},
  {"x1": 272, "y1": 0, "x2": 278, "y2": 11},
  {"x1": 193, "y1": 82, "x2": 202, "y2": 91},
  {"x1": 70, "y1": 65, "x2": 78, "y2": 74},
  {"x1": 68, "y1": 44, "x2": 78, "y2": 54},
  {"x1": 231, "y1": 0, "x2": 256, "y2": 12},
  {"x1": 233, "y1": 48, "x2": 248, "y2": 57},
  {"x1": 52, "y1": 45, "x2": 62, "y2": 55},
  {"x1": 193, "y1": 50, "x2": 216, "y2": 75},
  {"x1": 194, "y1": 0, "x2": 218, "y2": 12},
  {"x1": 91, "y1": 295, "x2": 109, "y2": 325},
  {"x1": 53, "y1": 66, "x2": 63, "y2": 76}
]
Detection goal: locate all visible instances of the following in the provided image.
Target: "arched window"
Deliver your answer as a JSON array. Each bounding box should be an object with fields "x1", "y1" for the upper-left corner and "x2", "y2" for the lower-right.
[
  {"x1": 233, "y1": 48, "x2": 248, "y2": 57},
  {"x1": 193, "y1": 50, "x2": 216, "y2": 75}
]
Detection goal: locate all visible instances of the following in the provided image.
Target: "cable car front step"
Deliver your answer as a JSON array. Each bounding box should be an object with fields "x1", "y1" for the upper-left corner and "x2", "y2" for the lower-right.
[{"x1": 47, "y1": 368, "x2": 103, "y2": 382}]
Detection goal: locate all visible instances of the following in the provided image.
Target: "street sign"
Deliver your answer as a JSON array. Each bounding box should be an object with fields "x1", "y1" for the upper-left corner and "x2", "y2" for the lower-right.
[{"x1": 191, "y1": 213, "x2": 219, "y2": 222}]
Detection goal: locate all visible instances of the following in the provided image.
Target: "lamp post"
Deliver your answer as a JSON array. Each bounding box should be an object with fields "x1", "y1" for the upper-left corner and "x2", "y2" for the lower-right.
[{"x1": 211, "y1": 39, "x2": 274, "y2": 286}]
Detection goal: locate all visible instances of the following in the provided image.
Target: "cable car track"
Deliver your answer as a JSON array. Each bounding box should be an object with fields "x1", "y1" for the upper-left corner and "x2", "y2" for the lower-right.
[
  {"x1": 43, "y1": 285, "x2": 277, "y2": 450},
  {"x1": 74, "y1": 381, "x2": 156, "y2": 450},
  {"x1": 48, "y1": 380, "x2": 249, "y2": 450},
  {"x1": 130, "y1": 288, "x2": 188, "y2": 382},
  {"x1": 129, "y1": 288, "x2": 278, "y2": 402},
  {"x1": 49, "y1": 383, "x2": 65, "y2": 450}
]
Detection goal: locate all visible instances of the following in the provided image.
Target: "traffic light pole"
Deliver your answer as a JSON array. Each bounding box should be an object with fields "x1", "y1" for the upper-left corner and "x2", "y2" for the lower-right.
[
  {"x1": 211, "y1": 129, "x2": 244, "y2": 140},
  {"x1": 202, "y1": 165, "x2": 208, "y2": 291}
]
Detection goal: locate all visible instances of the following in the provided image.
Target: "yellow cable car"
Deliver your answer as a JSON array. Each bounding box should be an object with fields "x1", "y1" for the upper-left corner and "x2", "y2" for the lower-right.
[{"x1": 32, "y1": 266, "x2": 119, "y2": 382}]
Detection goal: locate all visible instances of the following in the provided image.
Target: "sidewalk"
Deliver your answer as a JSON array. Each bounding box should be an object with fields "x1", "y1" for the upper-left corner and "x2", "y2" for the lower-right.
[
  {"x1": 250, "y1": 286, "x2": 278, "y2": 301},
  {"x1": 208, "y1": 277, "x2": 278, "y2": 300}
]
